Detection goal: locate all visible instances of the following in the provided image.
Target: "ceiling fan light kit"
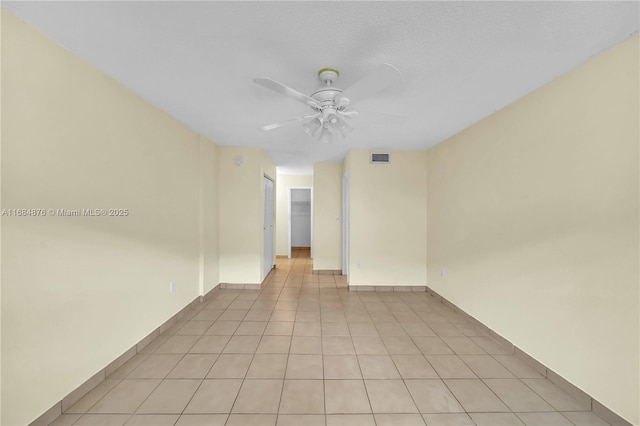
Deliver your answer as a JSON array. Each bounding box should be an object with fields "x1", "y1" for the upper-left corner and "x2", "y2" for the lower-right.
[{"x1": 254, "y1": 63, "x2": 402, "y2": 143}]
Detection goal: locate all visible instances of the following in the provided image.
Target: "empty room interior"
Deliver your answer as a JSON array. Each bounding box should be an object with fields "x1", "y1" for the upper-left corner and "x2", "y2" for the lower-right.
[{"x1": 1, "y1": 2, "x2": 639, "y2": 426}]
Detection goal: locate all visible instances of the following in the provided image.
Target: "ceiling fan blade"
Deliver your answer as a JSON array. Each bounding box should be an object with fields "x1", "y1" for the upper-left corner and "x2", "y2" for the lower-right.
[
  {"x1": 254, "y1": 78, "x2": 320, "y2": 107},
  {"x1": 260, "y1": 112, "x2": 320, "y2": 131},
  {"x1": 336, "y1": 97, "x2": 351, "y2": 108},
  {"x1": 338, "y1": 63, "x2": 401, "y2": 105},
  {"x1": 356, "y1": 108, "x2": 407, "y2": 119},
  {"x1": 337, "y1": 109, "x2": 359, "y2": 119}
]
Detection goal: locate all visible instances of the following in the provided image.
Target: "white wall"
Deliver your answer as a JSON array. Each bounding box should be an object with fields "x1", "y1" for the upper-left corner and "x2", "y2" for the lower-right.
[
  {"x1": 275, "y1": 174, "x2": 312, "y2": 255},
  {"x1": 312, "y1": 162, "x2": 342, "y2": 270},
  {"x1": 218, "y1": 147, "x2": 276, "y2": 284},
  {"x1": 1, "y1": 11, "x2": 220, "y2": 425},
  {"x1": 427, "y1": 34, "x2": 639, "y2": 424},
  {"x1": 346, "y1": 150, "x2": 428, "y2": 286}
]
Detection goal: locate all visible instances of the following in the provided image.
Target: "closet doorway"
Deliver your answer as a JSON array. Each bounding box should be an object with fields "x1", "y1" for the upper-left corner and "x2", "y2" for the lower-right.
[{"x1": 288, "y1": 187, "x2": 312, "y2": 258}]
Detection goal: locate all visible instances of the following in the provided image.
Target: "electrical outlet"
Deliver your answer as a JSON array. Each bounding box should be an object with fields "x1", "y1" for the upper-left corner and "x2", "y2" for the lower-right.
[
  {"x1": 170, "y1": 281, "x2": 176, "y2": 293},
  {"x1": 440, "y1": 268, "x2": 445, "y2": 279},
  {"x1": 357, "y1": 261, "x2": 361, "y2": 269}
]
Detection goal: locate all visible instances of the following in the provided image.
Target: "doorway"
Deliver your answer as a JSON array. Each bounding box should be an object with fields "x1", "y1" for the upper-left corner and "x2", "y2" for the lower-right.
[
  {"x1": 288, "y1": 187, "x2": 312, "y2": 258},
  {"x1": 342, "y1": 172, "x2": 349, "y2": 276},
  {"x1": 263, "y1": 175, "x2": 275, "y2": 280}
]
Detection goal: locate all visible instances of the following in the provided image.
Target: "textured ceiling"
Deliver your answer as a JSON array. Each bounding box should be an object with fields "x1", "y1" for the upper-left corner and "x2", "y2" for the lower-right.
[{"x1": 4, "y1": 1, "x2": 638, "y2": 174}]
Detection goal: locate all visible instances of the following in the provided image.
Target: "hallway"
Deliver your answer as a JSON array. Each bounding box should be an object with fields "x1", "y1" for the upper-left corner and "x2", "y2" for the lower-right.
[{"x1": 50, "y1": 252, "x2": 610, "y2": 426}]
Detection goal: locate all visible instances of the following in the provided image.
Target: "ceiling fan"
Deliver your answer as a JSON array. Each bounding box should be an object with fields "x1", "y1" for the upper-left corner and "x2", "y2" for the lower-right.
[{"x1": 253, "y1": 64, "x2": 402, "y2": 143}]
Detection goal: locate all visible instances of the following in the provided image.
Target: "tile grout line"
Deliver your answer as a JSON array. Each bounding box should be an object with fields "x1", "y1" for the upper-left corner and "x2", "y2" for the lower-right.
[
  {"x1": 171, "y1": 298, "x2": 238, "y2": 426},
  {"x1": 320, "y1": 292, "x2": 327, "y2": 423},
  {"x1": 165, "y1": 290, "x2": 243, "y2": 423},
  {"x1": 273, "y1": 260, "x2": 292, "y2": 425},
  {"x1": 199, "y1": 290, "x2": 245, "y2": 424},
  {"x1": 352, "y1": 293, "x2": 377, "y2": 420}
]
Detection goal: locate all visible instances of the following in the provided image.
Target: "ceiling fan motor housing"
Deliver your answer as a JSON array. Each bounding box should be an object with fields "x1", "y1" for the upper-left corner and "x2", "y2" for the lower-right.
[{"x1": 311, "y1": 90, "x2": 342, "y2": 125}]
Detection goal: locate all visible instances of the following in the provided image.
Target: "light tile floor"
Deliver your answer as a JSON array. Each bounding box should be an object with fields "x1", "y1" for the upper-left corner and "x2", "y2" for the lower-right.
[{"x1": 50, "y1": 248, "x2": 611, "y2": 426}]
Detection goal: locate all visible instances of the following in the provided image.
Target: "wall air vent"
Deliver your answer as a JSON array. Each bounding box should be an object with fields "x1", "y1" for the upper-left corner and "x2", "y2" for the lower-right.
[{"x1": 370, "y1": 152, "x2": 390, "y2": 164}]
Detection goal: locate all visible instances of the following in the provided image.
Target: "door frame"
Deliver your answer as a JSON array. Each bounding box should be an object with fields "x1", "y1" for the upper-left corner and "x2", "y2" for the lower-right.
[
  {"x1": 263, "y1": 175, "x2": 275, "y2": 280},
  {"x1": 288, "y1": 186, "x2": 313, "y2": 259}
]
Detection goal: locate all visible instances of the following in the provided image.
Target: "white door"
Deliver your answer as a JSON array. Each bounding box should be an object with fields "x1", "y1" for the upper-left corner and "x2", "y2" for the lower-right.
[
  {"x1": 263, "y1": 176, "x2": 274, "y2": 280},
  {"x1": 342, "y1": 173, "x2": 349, "y2": 276}
]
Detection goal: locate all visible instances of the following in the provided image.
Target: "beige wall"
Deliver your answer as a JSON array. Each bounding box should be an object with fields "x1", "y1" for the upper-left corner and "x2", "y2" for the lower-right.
[
  {"x1": 312, "y1": 162, "x2": 342, "y2": 270},
  {"x1": 218, "y1": 147, "x2": 275, "y2": 284},
  {"x1": 346, "y1": 150, "x2": 428, "y2": 286},
  {"x1": 275, "y1": 174, "x2": 313, "y2": 256},
  {"x1": 427, "y1": 34, "x2": 639, "y2": 424},
  {"x1": 1, "y1": 11, "x2": 220, "y2": 425}
]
